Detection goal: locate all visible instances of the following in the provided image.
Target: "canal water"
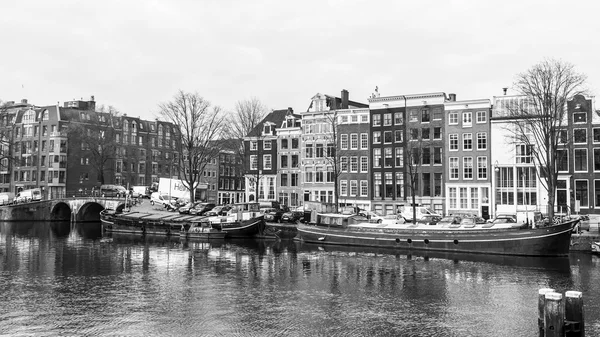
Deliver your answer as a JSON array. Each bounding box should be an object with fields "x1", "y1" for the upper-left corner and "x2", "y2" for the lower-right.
[{"x1": 1, "y1": 221, "x2": 599, "y2": 337}]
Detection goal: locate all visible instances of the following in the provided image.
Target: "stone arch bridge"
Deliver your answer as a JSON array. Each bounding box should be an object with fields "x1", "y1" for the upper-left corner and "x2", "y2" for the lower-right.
[{"x1": 0, "y1": 197, "x2": 127, "y2": 222}]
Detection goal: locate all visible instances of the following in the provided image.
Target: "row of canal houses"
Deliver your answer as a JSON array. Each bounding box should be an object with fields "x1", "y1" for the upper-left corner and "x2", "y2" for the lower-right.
[{"x1": 243, "y1": 89, "x2": 600, "y2": 221}]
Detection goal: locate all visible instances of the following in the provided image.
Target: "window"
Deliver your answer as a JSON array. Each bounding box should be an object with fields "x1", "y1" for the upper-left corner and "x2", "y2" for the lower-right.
[
  {"x1": 350, "y1": 156, "x2": 358, "y2": 172},
  {"x1": 384, "y1": 148, "x2": 393, "y2": 167},
  {"x1": 433, "y1": 108, "x2": 442, "y2": 120},
  {"x1": 460, "y1": 187, "x2": 468, "y2": 208},
  {"x1": 305, "y1": 144, "x2": 313, "y2": 158},
  {"x1": 471, "y1": 188, "x2": 478, "y2": 209},
  {"x1": 360, "y1": 157, "x2": 368, "y2": 172},
  {"x1": 263, "y1": 154, "x2": 272, "y2": 170},
  {"x1": 433, "y1": 147, "x2": 442, "y2": 165},
  {"x1": 292, "y1": 138, "x2": 299, "y2": 149},
  {"x1": 374, "y1": 173, "x2": 382, "y2": 198},
  {"x1": 574, "y1": 129, "x2": 587, "y2": 144},
  {"x1": 421, "y1": 128, "x2": 430, "y2": 140},
  {"x1": 434, "y1": 173, "x2": 442, "y2": 196},
  {"x1": 250, "y1": 155, "x2": 257, "y2": 170},
  {"x1": 350, "y1": 180, "x2": 358, "y2": 196},
  {"x1": 449, "y1": 187, "x2": 457, "y2": 209},
  {"x1": 462, "y1": 112, "x2": 472, "y2": 127},
  {"x1": 449, "y1": 134, "x2": 458, "y2": 150},
  {"x1": 361, "y1": 133, "x2": 368, "y2": 149},
  {"x1": 433, "y1": 127, "x2": 441, "y2": 140},
  {"x1": 394, "y1": 113, "x2": 403, "y2": 125},
  {"x1": 477, "y1": 132, "x2": 487, "y2": 150},
  {"x1": 384, "y1": 113, "x2": 392, "y2": 126},
  {"x1": 421, "y1": 109, "x2": 430, "y2": 122},
  {"x1": 574, "y1": 111, "x2": 587, "y2": 123},
  {"x1": 264, "y1": 140, "x2": 272, "y2": 150},
  {"x1": 384, "y1": 131, "x2": 393, "y2": 143},
  {"x1": 280, "y1": 155, "x2": 288, "y2": 168},
  {"x1": 361, "y1": 115, "x2": 369, "y2": 123},
  {"x1": 409, "y1": 110, "x2": 418, "y2": 122},
  {"x1": 373, "y1": 131, "x2": 381, "y2": 144},
  {"x1": 422, "y1": 173, "x2": 431, "y2": 196},
  {"x1": 594, "y1": 129, "x2": 600, "y2": 143},
  {"x1": 351, "y1": 115, "x2": 358, "y2": 123},
  {"x1": 341, "y1": 134, "x2": 348, "y2": 149},
  {"x1": 281, "y1": 139, "x2": 288, "y2": 149},
  {"x1": 394, "y1": 130, "x2": 403, "y2": 143},
  {"x1": 449, "y1": 157, "x2": 459, "y2": 179},
  {"x1": 291, "y1": 155, "x2": 299, "y2": 168},
  {"x1": 410, "y1": 129, "x2": 419, "y2": 141},
  {"x1": 372, "y1": 114, "x2": 381, "y2": 126},
  {"x1": 360, "y1": 180, "x2": 368, "y2": 197},
  {"x1": 341, "y1": 157, "x2": 348, "y2": 172},
  {"x1": 281, "y1": 174, "x2": 288, "y2": 187},
  {"x1": 350, "y1": 134, "x2": 358, "y2": 149},
  {"x1": 395, "y1": 172, "x2": 404, "y2": 198},
  {"x1": 463, "y1": 157, "x2": 473, "y2": 179},
  {"x1": 574, "y1": 149, "x2": 587, "y2": 172},
  {"x1": 340, "y1": 180, "x2": 348, "y2": 196},
  {"x1": 595, "y1": 149, "x2": 600, "y2": 171},
  {"x1": 516, "y1": 144, "x2": 533, "y2": 164},
  {"x1": 476, "y1": 111, "x2": 487, "y2": 123},
  {"x1": 383, "y1": 172, "x2": 393, "y2": 198},
  {"x1": 449, "y1": 112, "x2": 458, "y2": 125},
  {"x1": 291, "y1": 173, "x2": 298, "y2": 186},
  {"x1": 373, "y1": 149, "x2": 381, "y2": 167},
  {"x1": 477, "y1": 156, "x2": 487, "y2": 179},
  {"x1": 395, "y1": 147, "x2": 403, "y2": 167},
  {"x1": 305, "y1": 171, "x2": 313, "y2": 183},
  {"x1": 250, "y1": 141, "x2": 258, "y2": 151},
  {"x1": 558, "y1": 129, "x2": 568, "y2": 144},
  {"x1": 463, "y1": 133, "x2": 473, "y2": 150},
  {"x1": 558, "y1": 149, "x2": 569, "y2": 172},
  {"x1": 422, "y1": 147, "x2": 430, "y2": 165},
  {"x1": 575, "y1": 180, "x2": 589, "y2": 207},
  {"x1": 595, "y1": 180, "x2": 600, "y2": 207}
]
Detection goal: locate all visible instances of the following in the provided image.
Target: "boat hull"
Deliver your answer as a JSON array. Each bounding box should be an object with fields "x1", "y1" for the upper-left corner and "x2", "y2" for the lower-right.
[
  {"x1": 257, "y1": 222, "x2": 298, "y2": 240},
  {"x1": 295, "y1": 220, "x2": 578, "y2": 257},
  {"x1": 212, "y1": 216, "x2": 265, "y2": 238}
]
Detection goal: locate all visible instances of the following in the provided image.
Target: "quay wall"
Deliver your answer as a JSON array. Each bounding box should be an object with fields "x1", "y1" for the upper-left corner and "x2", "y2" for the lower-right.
[{"x1": 0, "y1": 201, "x2": 54, "y2": 221}]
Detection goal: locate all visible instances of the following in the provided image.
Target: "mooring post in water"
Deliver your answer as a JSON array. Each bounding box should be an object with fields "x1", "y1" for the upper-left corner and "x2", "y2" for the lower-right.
[
  {"x1": 564, "y1": 291, "x2": 584, "y2": 337},
  {"x1": 538, "y1": 288, "x2": 555, "y2": 336},
  {"x1": 544, "y1": 292, "x2": 564, "y2": 337}
]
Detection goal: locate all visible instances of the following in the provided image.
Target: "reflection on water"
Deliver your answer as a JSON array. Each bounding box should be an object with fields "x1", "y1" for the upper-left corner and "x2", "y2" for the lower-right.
[{"x1": 1, "y1": 222, "x2": 599, "y2": 337}]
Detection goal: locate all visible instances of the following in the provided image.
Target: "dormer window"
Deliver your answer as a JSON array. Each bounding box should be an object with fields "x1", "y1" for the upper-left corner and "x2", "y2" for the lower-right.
[{"x1": 263, "y1": 124, "x2": 271, "y2": 135}]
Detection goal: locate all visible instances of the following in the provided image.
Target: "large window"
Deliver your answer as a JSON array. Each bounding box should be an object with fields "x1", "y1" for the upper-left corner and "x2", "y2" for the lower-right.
[
  {"x1": 557, "y1": 149, "x2": 569, "y2": 172},
  {"x1": 384, "y1": 131, "x2": 393, "y2": 143},
  {"x1": 477, "y1": 156, "x2": 487, "y2": 179},
  {"x1": 384, "y1": 148, "x2": 393, "y2": 167},
  {"x1": 433, "y1": 147, "x2": 442, "y2": 165},
  {"x1": 395, "y1": 172, "x2": 404, "y2": 198},
  {"x1": 341, "y1": 134, "x2": 348, "y2": 149},
  {"x1": 422, "y1": 173, "x2": 431, "y2": 196},
  {"x1": 372, "y1": 114, "x2": 381, "y2": 126},
  {"x1": 373, "y1": 149, "x2": 381, "y2": 168},
  {"x1": 462, "y1": 112, "x2": 472, "y2": 127},
  {"x1": 476, "y1": 111, "x2": 487, "y2": 123},
  {"x1": 463, "y1": 133, "x2": 473, "y2": 151},
  {"x1": 350, "y1": 180, "x2": 358, "y2": 196},
  {"x1": 449, "y1": 134, "x2": 458, "y2": 151},
  {"x1": 360, "y1": 157, "x2": 368, "y2": 172},
  {"x1": 449, "y1": 157, "x2": 459, "y2": 179},
  {"x1": 263, "y1": 155, "x2": 272, "y2": 169},
  {"x1": 360, "y1": 180, "x2": 368, "y2": 197},
  {"x1": 575, "y1": 179, "x2": 589, "y2": 207},
  {"x1": 341, "y1": 157, "x2": 348, "y2": 172},
  {"x1": 516, "y1": 144, "x2": 533, "y2": 164},
  {"x1": 574, "y1": 149, "x2": 587, "y2": 172},
  {"x1": 394, "y1": 113, "x2": 403, "y2": 125},
  {"x1": 374, "y1": 173, "x2": 382, "y2": 198},
  {"x1": 384, "y1": 113, "x2": 392, "y2": 126},
  {"x1": 250, "y1": 155, "x2": 257, "y2": 170},
  {"x1": 385, "y1": 172, "x2": 393, "y2": 198},
  {"x1": 421, "y1": 109, "x2": 430, "y2": 123},
  {"x1": 409, "y1": 110, "x2": 418, "y2": 122},
  {"x1": 350, "y1": 134, "x2": 358, "y2": 149},
  {"x1": 395, "y1": 148, "x2": 403, "y2": 167},
  {"x1": 574, "y1": 129, "x2": 587, "y2": 144},
  {"x1": 340, "y1": 180, "x2": 348, "y2": 196},
  {"x1": 373, "y1": 131, "x2": 381, "y2": 144},
  {"x1": 350, "y1": 156, "x2": 358, "y2": 172},
  {"x1": 595, "y1": 148, "x2": 600, "y2": 171},
  {"x1": 449, "y1": 187, "x2": 457, "y2": 208},
  {"x1": 463, "y1": 157, "x2": 473, "y2": 179},
  {"x1": 477, "y1": 132, "x2": 487, "y2": 150},
  {"x1": 361, "y1": 133, "x2": 368, "y2": 149},
  {"x1": 395, "y1": 130, "x2": 403, "y2": 143},
  {"x1": 422, "y1": 147, "x2": 431, "y2": 165}
]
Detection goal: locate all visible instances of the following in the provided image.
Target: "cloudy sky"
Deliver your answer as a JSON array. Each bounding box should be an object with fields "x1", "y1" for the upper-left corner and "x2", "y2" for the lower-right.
[{"x1": 2, "y1": 0, "x2": 599, "y2": 119}]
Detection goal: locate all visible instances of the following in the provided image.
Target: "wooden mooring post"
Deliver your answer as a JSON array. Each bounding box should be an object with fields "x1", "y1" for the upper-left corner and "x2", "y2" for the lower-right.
[{"x1": 538, "y1": 289, "x2": 585, "y2": 337}]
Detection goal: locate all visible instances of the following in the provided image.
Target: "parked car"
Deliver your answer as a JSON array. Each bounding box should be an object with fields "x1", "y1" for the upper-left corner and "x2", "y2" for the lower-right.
[
  {"x1": 491, "y1": 214, "x2": 517, "y2": 224},
  {"x1": 263, "y1": 208, "x2": 285, "y2": 223},
  {"x1": 400, "y1": 207, "x2": 441, "y2": 222},
  {"x1": 358, "y1": 210, "x2": 399, "y2": 224},
  {"x1": 100, "y1": 184, "x2": 128, "y2": 198},
  {"x1": 282, "y1": 208, "x2": 304, "y2": 223},
  {"x1": 179, "y1": 201, "x2": 201, "y2": 214},
  {"x1": 150, "y1": 192, "x2": 177, "y2": 207},
  {"x1": 417, "y1": 214, "x2": 442, "y2": 225},
  {"x1": 204, "y1": 205, "x2": 232, "y2": 216},
  {"x1": 189, "y1": 203, "x2": 216, "y2": 216}
]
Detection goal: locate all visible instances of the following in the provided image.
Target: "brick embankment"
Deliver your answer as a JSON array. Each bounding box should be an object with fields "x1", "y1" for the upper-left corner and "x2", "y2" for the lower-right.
[{"x1": 570, "y1": 216, "x2": 600, "y2": 252}]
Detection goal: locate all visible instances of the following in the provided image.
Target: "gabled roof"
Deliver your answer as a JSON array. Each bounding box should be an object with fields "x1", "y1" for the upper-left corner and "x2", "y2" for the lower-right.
[
  {"x1": 246, "y1": 109, "x2": 289, "y2": 138},
  {"x1": 307, "y1": 93, "x2": 368, "y2": 112}
]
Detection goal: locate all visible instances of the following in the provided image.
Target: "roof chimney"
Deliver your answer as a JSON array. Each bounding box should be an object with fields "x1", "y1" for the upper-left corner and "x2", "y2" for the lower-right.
[
  {"x1": 287, "y1": 107, "x2": 293, "y2": 115},
  {"x1": 502, "y1": 87, "x2": 508, "y2": 95},
  {"x1": 448, "y1": 93, "x2": 456, "y2": 102},
  {"x1": 341, "y1": 89, "x2": 349, "y2": 109},
  {"x1": 21, "y1": 99, "x2": 28, "y2": 105}
]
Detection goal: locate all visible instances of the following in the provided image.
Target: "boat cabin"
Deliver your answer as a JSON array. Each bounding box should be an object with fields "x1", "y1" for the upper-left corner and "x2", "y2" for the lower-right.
[{"x1": 317, "y1": 213, "x2": 368, "y2": 228}]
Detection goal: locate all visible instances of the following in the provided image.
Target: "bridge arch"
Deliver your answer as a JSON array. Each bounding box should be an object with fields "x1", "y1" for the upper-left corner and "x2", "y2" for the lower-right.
[
  {"x1": 76, "y1": 202, "x2": 106, "y2": 222},
  {"x1": 51, "y1": 202, "x2": 71, "y2": 221}
]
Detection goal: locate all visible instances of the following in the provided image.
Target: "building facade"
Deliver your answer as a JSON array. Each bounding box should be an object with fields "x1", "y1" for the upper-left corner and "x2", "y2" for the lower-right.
[
  {"x1": 444, "y1": 98, "x2": 492, "y2": 219},
  {"x1": 276, "y1": 108, "x2": 303, "y2": 207}
]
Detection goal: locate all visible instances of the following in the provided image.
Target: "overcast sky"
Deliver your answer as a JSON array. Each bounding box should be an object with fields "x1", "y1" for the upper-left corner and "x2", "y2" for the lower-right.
[{"x1": 2, "y1": 0, "x2": 599, "y2": 119}]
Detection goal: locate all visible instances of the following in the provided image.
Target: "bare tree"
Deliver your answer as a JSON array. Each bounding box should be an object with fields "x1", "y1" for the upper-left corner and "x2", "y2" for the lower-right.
[
  {"x1": 322, "y1": 110, "x2": 344, "y2": 213},
  {"x1": 404, "y1": 134, "x2": 425, "y2": 224},
  {"x1": 0, "y1": 101, "x2": 16, "y2": 171},
  {"x1": 66, "y1": 105, "x2": 120, "y2": 185},
  {"x1": 505, "y1": 59, "x2": 586, "y2": 221},
  {"x1": 158, "y1": 90, "x2": 227, "y2": 202}
]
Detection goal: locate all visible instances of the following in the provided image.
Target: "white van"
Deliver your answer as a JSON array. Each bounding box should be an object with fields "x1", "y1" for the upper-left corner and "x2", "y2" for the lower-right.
[
  {"x1": 15, "y1": 188, "x2": 42, "y2": 203},
  {"x1": 0, "y1": 192, "x2": 15, "y2": 205},
  {"x1": 400, "y1": 206, "x2": 440, "y2": 222}
]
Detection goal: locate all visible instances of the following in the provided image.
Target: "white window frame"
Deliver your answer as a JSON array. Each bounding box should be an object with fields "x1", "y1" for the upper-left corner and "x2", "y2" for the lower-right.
[
  {"x1": 462, "y1": 112, "x2": 472, "y2": 127},
  {"x1": 476, "y1": 111, "x2": 486, "y2": 123},
  {"x1": 449, "y1": 112, "x2": 458, "y2": 125},
  {"x1": 360, "y1": 133, "x2": 368, "y2": 149}
]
